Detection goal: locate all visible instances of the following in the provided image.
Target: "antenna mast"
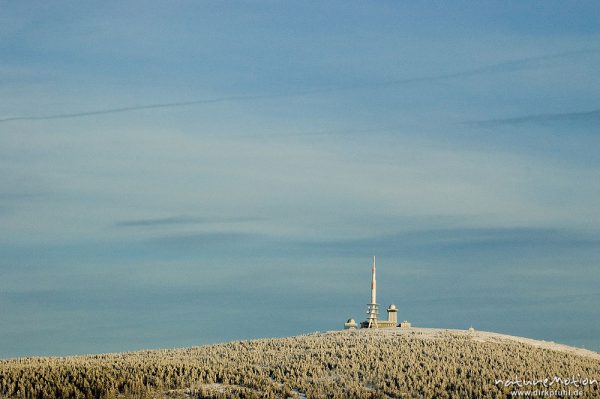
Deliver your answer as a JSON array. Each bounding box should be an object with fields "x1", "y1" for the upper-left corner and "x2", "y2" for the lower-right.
[{"x1": 366, "y1": 256, "x2": 379, "y2": 328}]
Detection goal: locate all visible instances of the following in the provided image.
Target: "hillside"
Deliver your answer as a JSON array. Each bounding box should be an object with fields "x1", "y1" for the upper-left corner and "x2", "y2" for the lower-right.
[{"x1": 1, "y1": 328, "x2": 599, "y2": 398}]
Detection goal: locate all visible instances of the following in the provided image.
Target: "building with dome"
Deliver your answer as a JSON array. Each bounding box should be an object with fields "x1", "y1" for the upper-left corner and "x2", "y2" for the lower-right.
[{"x1": 344, "y1": 319, "x2": 358, "y2": 329}]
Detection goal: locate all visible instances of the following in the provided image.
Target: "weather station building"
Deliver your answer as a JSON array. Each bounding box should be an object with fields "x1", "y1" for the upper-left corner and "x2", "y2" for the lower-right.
[{"x1": 344, "y1": 256, "x2": 411, "y2": 330}]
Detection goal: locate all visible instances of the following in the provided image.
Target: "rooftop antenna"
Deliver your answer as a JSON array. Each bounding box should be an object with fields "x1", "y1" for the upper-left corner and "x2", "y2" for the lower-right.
[{"x1": 366, "y1": 256, "x2": 379, "y2": 328}]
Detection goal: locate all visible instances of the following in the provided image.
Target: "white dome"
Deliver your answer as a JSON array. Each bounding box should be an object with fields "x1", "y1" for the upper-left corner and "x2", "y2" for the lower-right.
[{"x1": 388, "y1": 304, "x2": 397, "y2": 310}]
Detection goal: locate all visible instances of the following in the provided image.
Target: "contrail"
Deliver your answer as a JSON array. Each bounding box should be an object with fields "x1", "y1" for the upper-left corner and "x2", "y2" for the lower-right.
[
  {"x1": 115, "y1": 215, "x2": 261, "y2": 227},
  {"x1": 0, "y1": 49, "x2": 595, "y2": 124},
  {"x1": 0, "y1": 93, "x2": 295, "y2": 123},
  {"x1": 465, "y1": 109, "x2": 600, "y2": 127},
  {"x1": 321, "y1": 48, "x2": 597, "y2": 90}
]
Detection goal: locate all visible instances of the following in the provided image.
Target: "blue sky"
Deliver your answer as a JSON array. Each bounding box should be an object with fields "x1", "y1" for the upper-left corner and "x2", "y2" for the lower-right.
[{"x1": 1, "y1": 1, "x2": 599, "y2": 357}]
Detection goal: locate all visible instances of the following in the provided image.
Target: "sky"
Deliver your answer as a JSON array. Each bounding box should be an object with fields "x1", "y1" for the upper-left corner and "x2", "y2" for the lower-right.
[{"x1": 1, "y1": 1, "x2": 599, "y2": 358}]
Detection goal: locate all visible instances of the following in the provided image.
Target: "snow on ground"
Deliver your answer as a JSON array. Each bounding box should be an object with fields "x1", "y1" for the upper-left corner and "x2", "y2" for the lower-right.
[{"x1": 323, "y1": 327, "x2": 600, "y2": 360}]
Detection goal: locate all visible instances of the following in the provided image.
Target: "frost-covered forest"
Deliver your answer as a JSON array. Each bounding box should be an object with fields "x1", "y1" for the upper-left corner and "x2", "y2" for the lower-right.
[{"x1": 1, "y1": 328, "x2": 599, "y2": 398}]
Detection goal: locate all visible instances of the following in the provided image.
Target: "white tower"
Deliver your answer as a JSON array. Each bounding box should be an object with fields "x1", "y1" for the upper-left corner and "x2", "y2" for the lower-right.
[
  {"x1": 366, "y1": 256, "x2": 379, "y2": 328},
  {"x1": 387, "y1": 304, "x2": 398, "y2": 324}
]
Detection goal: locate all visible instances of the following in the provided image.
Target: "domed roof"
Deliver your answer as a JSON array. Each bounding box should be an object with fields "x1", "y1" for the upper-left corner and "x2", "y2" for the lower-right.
[
  {"x1": 346, "y1": 318, "x2": 356, "y2": 324},
  {"x1": 388, "y1": 304, "x2": 397, "y2": 310}
]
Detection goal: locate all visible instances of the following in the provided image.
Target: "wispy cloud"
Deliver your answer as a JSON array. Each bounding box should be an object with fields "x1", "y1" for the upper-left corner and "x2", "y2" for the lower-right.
[
  {"x1": 280, "y1": 227, "x2": 600, "y2": 258},
  {"x1": 128, "y1": 226, "x2": 600, "y2": 262},
  {"x1": 0, "y1": 191, "x2": 46, "y2": 201},
  {"x1": 465, "y1": 109, "x2": 600, "y2": 127},
  {"x1": 115, "y1": 215, "x2": 259, "y2": 227},
  {"x1": 0, "y1": 49, "x2": 594, "y2": 124}
]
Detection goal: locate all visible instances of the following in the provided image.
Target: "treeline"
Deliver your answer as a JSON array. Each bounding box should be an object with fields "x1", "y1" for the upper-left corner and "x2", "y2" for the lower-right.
[{"x1": 1, "y1": 329, "x2": 599, "y2": 398}]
